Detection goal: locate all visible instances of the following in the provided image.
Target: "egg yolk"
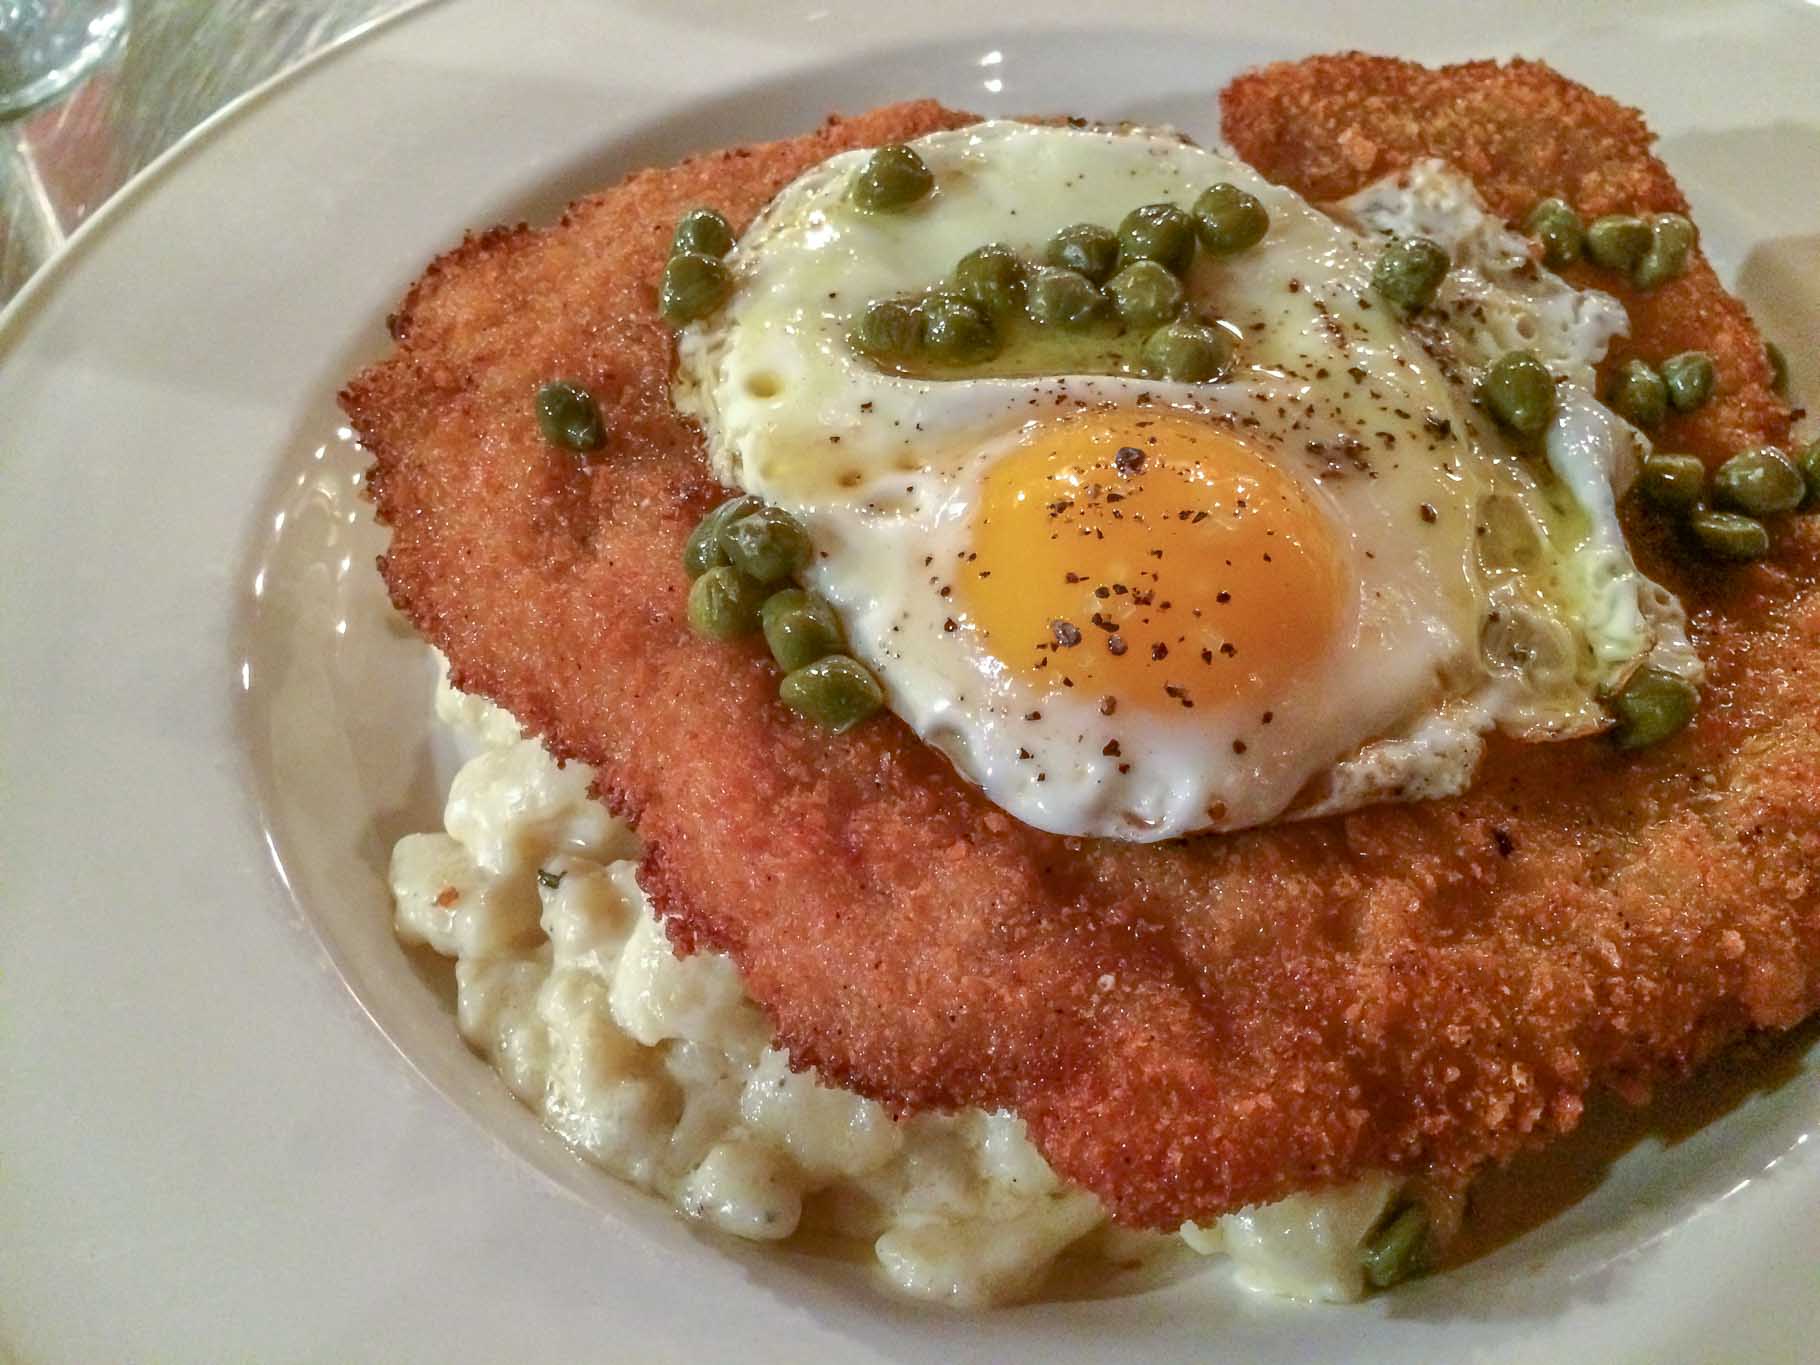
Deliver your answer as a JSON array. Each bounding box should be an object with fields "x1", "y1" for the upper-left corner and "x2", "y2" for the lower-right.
[{"x1": 955, "y1": 410, "x2": 1350, "y2": 718}]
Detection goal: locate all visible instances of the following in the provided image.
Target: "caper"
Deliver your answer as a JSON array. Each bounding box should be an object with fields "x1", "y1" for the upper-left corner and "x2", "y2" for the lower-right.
[
  {"x1": 761, "y1": 588, "x2": 846, "y2": 673},
  {"x1": 849, "y1": 297, "x2": 923, "y2": 362},
  {"x1": 1523, "y1": 197, "x2": 1584, "y2": 269},
  {"x1": 1712, "y1": 445, "x2": 1804, "y2": 517},
  {"x1": 1661, "y1": 351, "x2": 1715, "y2": 413},
  {"x1": 687, "y1": 565, "x2": 767, "y2": 639},
  {"x1": 534, "y1": 380, "x2": 605, "y2": 453},
  {"x1": 1766, "y1": 341, "x2": 1788, "y2": 396},
  {"x1": 1371, "y1": 236, "x2": 1450, "y2": 315},
  {"x1": 1117, "y1": 202, "x2": 1196, "y2": 275},
  {"x1": 672, "y1": 207, "x2": 734, "y2": 259},
  {"x1": 849, "y1": 143, "x2": 933, "y2": 213},
  {"x1": 1609, "y1": 358, "x2": 1667, "y2": 428},
  {"x1": 1585, "y1": 214, "x2": 1651, "y2": 274},
  {"x1": 778, "y1": 654, "x2": 885, "y2": 732},
  {"x1": 1361, "y1": 1202, "x2": 1432, "y2": 1290},
  {"x1": 1689, "y1": 508, "x2": 1770, "y2": 561},
  {"x1": 1633, "y1": 212, "x2": 1695, "y2": 290},
  {"x1": 1045, "y1": 223, "x2": 1120, "y2": 285},
  {"x1": 1192, "y1": 182, "x2": 1269, "y2": 254},
  {"x1": 1610, "y1": 665, "x2": 1699, "y2": 751},
  {"x1": 682, "y1": 494, "x2": 761, "y2": 578},
  {"x1": 1140, "y1": 319, "x2": 1232, "y2": 383},
  {"x1": 1636, "y1": 452, "x2": 1707, "y2": 514},
  {"x1": 1106, "y1": 260, "x2": 1185, "y2": 329},
  {"x1": 1798, "y1": 439, "x2": 1820, "y2": 510},
  {"x1": 920, "y1": 292, "x2": 999, "y2": 366},
  {"x1": 954, "y1": 243, "x2": 1026, "y2": 319},
  {"x1": 1024, "y1": 266, "x2": 1109, "y2": 329},
  {"x1": 660, "y1": 251, "x2": 731, "y2": 325},
  {"x1": 1480, "y1": 351, "x2": 1556, "y2": 440},
  {"x1": 723, "y1": 505, "x2": 813, "y2": 584}
]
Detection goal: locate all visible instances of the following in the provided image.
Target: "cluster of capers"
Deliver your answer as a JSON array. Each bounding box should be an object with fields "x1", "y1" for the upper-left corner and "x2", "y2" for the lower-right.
[
  {"x1": 1637, "y1": 439, "x2": 1820, "y2": 562},
  {"x1": 1523, "y1": 197, "x2": 1696, "y2": 291},
  {"x1": 844, "y1": 143, "x2": 1269, "y2": 384},
  {"x1": 660, "y1": 206, "x2": 736, "y2": 326},
  {"x1": 1607, "y1": 350, "x2": 1716, "y2": 428},
  {"x1": 683, "y1": 496, "x2": 885, "y2": 732}
]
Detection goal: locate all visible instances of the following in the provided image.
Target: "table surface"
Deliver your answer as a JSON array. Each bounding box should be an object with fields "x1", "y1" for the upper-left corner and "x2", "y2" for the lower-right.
[{"x1": 0, "y1": 0, "x2": 408, "y2": 309}]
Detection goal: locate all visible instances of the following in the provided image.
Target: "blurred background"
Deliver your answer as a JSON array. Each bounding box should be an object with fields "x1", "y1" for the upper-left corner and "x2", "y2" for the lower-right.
[{"x1": 1, "y1": 0, "x2": 404, "y2": 306}]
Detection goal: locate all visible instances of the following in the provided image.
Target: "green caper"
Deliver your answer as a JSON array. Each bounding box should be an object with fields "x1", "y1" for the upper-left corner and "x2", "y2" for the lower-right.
[
  {"x1": 1024, "y1": 266, "x2": 1109, "y2": 329},
  {"x1": 1636, "y1": 452, "x2": 1707, "y2": 514},
  {"x1": 954, "y1": 243, "x2": 1026, "y2": 319},
  {"x1": 1610, "y1": 665, "x2": 1699, "y2": 750},
  {"x1": 1361, "y1": 1202, "x2": 1433, "y2": 1290},
  {"x1": 1585, "y1": 214, "x2": 1651, "y2": 273},
  {"x1": 1712, "y1": 445, "x2": 1805, "y2": 517},
  {"x1": 1766, "y1": 341, "x2": 1788, "y2": 396},
  {"x1": 920, "y1": 292, "x2": 999, "y2": 366},
  {"x1": 1140, "y1": 319, "x2": 1232, "y2": 383},
  {"x1": 850, "y1": 297, "x2": 923, "y2": 362},
  {"x1": 672, "y1": 207, "x2": 734, "y2": 259},
  {"x1": 779, "y1": 654, "x2": 885, "y2": 732},
  {"x1": 1371, "y1": 236, "x2": 1450, "y2": 315},
  {"x1": 534, "y1": 380, "x2": 605, "y2": 453},
  {"x1": 1633, "y1": 212, "x2": 1695, "y2": 290},
  {"x1": 687, "y1": 565, "x2": 768, "y2": 639},
  {"x1": 1045, "y1": 223, "x2": 1120, "y2": 285},
  {"x1": 1192, "y1": 182, "x2": 1269, "y2": 254},
  {"x1": 723, "y1": 505, "x2": 813, "y2": 584},
  {"x1": 1117, "y1": 203, "x2": 1196, "y2": 275},
  {"x1": 660, "y1": 251, "x2": 731, "y2": 325},
  {"x1": 1661, "y1": 351, "x2": 1715, "y2": 413},
  {"x1": 682, "y1": 494, "x2": 761, "y2": 578},
  {"x1": 1106, "y1": 260, "x2": 1185, "y2": 329},
  {"x1": 1689, "y1": 508, "x2": 1770, "y2": 561},
  {"x1": 849, "y1": 143, "x2": 933, "y2": 212},
  {"x1": 1523, "y1": 197, "x2": 1584, "y2": 269},
  {"x1": 1480, "y1": 351, "x2": 1556, "y2": 440},
  {"x1": 1798, "y1": 439, "x2": 1820, "y2": 510},
  {"x1": 1609, "y1": 358, "x2": 1668, "y2": 428},
  {"x1": 761, "y1": 588, "x2": 846, "y2": 672}
]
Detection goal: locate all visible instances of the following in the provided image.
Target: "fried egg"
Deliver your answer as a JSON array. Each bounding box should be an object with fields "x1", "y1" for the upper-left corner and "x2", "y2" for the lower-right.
[{"x1": 675, "y1": 121, "x2": 1696, "y2": 841}]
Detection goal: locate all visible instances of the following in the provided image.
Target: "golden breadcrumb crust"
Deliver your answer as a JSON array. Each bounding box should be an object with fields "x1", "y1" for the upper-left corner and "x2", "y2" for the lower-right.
[{"x1": 343, "y1": 71, "x2": 1816, "y2": 1228}]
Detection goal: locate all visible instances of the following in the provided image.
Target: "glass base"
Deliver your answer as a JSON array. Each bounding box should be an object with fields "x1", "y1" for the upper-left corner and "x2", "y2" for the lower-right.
[{"x1": 0, "y1": 0, "x2": 130, "y2": 119}]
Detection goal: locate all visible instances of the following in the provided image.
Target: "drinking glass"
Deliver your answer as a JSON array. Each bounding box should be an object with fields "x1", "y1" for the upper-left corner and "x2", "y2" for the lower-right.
[{"x1": 0, "y1": 0, "x2": 129, "y2": 118}]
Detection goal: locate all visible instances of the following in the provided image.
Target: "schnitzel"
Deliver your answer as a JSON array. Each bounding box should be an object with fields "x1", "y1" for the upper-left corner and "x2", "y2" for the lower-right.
[{"x1": 343, "y1": 65, "x2": 1816, "y2": 1230}]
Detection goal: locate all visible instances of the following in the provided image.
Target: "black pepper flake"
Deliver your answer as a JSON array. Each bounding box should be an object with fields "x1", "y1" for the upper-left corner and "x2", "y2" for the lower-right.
[
  {"x1": 1016, "y1": 747, "x2": 1032, "y2": 760},
  {"x1": 1115, "y1": 446, "x2": 1146, "y2": 476},
  {"x1": 1219, "y1": 642, "x2": 1237, "y2": 656},
  {"x1": 1024, "y1": 710, "x2": 1043, "y2": 722},
  {"x1": 1419, "y1": 503, "x2": 1438, "y2": 523},
  {"x1": 1493, "y1": 827, "x2": 1515, "y2": 857},
  {"x1": 1102, "y1": 739, "x2": 1122, "y2": 757},
  {"x1": 536, "y1": 868, "x2": 565, "y2": 890},
  {"x1": 1150, "y1": 642, "x2": 1168, "y2": 661},
  {"x1": 1051, "y1": 620, "x2": 1083, "y2": 648},
  {"x1": 1107, "y1": 635, "x2": 1128, "y2": 656},
  {"x1": 1232, "y1": 739, "x2": 1248, "y2": 754},
  {"x1": 1099, "y1": 696, "x2": 1117, "y2": 716},
  {"x1": 943, "y1": 617, "x2": 957, "y2": 632},
  {"x1": 1215, "y1": 590, "x2": 1231, "y2": 603}
]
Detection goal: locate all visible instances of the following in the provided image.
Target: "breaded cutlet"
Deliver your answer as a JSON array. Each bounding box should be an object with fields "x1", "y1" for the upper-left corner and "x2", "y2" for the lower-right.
[{"x1": 343, "y1": 68, "x2": 1817, "y2": 1228}]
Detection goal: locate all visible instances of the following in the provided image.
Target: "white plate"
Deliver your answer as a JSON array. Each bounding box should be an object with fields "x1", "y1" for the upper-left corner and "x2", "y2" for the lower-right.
[{"x1": 3, "y1": 2, "x2": 1818, "y2": 1360}]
